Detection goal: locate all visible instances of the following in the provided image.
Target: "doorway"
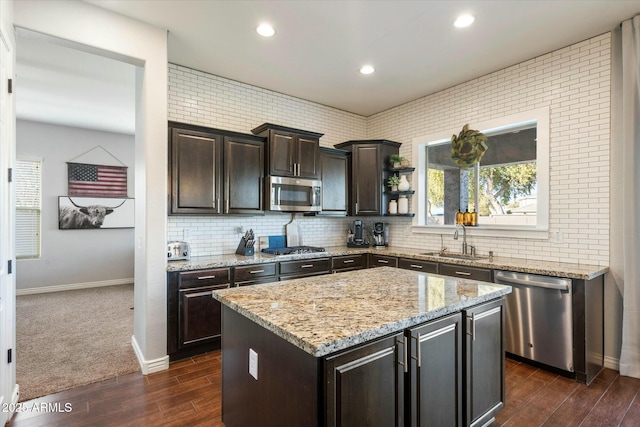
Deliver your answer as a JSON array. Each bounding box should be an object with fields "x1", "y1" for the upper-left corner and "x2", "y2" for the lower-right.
[{"x1": 14, "y1": 29, "x2": 138, "y2": 401}]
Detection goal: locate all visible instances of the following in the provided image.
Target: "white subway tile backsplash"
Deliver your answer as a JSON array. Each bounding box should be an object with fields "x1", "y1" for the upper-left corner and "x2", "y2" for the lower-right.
[{"x1": 168, "y1": 33, "x2": 610, "y2": 265}]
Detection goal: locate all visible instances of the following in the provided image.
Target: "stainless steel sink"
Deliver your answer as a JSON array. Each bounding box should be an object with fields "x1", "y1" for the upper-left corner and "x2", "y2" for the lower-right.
[{"x1": 420, "y1": 251, "x2": 487, "y2": 261}]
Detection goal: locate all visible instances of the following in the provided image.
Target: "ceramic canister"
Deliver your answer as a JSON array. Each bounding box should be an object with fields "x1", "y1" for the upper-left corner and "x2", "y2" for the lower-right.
[
  {"x1": 398, "y1": 196, "x2": 409, "y2": 214},
  {"x1": 388, "y1": 200, "x2": 398, "y2": 214}
]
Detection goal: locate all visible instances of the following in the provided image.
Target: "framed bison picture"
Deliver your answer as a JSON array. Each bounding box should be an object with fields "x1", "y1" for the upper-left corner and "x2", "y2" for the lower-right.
[{"x1": 58, "y1": 196, "x2": 134, "y2": 229}]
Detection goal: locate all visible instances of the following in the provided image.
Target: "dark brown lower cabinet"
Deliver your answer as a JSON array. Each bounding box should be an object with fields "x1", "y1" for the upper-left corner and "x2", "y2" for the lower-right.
[
  {"x1": 167, "y1": 268, "x2": 231, "y2": 360},
  {"x1": 408, "y1": 313, "x2": 463, "y2": 427},
  {"x1": 439, "y1": 263, "x2": 492, "y2": 282},
  {"x1": 369, "y1": 253, "x2": 398, "y2": 268},
  {"x1": 179, "y1": 283, "x2": 230, "y2": 348},
  {"x1": 331, "y1": 254, "x2": 367, "y2": 273},
  {"x1": 325, "y1": 333, "x2": 406, "y2": 427},
  {"x1": 279, "y1": 257, "x2": 331, "y2": 280},
  {"x1": 463, "y1": 299, "x2": 505, "y2": 427},
  {"x1": 399, "y1": 258, "x2": 439, "y2": 274}
]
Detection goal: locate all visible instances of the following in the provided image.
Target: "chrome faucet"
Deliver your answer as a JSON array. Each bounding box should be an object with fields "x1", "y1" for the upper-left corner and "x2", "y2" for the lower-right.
[{"x1": 454, "y1": 224, "x2": 468, "y2": 255}]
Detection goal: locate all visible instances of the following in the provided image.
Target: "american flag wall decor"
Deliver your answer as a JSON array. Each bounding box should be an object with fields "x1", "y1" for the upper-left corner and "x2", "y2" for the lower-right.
[{"x1": 67, "y1": 163, "x2": 128, "y2": 197}]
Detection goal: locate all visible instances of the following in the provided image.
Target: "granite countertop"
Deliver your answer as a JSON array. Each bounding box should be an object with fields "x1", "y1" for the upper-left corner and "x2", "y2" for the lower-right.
[
  {"x1": 213, "y1": 267, "x2": 511, "y2": 357},
  {"x1": 168, "y1": 245, "x2": 608, "y2": 280}
]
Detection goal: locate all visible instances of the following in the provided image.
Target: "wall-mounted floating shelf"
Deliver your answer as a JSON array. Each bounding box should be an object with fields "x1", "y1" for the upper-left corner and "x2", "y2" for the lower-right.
[{"x1": 385, "y1": 167, "x2": 415, "y2": 174}]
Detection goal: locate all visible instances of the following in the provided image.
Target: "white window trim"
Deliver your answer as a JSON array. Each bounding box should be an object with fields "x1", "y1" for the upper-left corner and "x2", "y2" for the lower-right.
[
  {"x1": 410, "y1": 106, "x2": 550, "y2": 239},
  {"x1": 15, "y1": 156, "x2": 42, "y2": 259}
]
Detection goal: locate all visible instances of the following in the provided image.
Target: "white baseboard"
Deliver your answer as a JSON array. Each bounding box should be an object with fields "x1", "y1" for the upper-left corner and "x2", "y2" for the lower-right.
[
  {"x1": 2, "y1": 384, "x2": 20, "y2": 422},
  {"x1": 16, "y1": 278, "x2": 134, "y2": 295},
  {"x1": 604, "y1": 355, "x2": 620, "y2": 371},
  {"x1": 131, "y1": 335, "x2": 169, "y2": 375}
]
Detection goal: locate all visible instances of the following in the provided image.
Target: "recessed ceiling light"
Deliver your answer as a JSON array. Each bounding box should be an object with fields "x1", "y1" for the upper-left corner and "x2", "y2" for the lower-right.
[
  {"x1": 256, "y1": 23, "x2": 275, "y2": 37},
  {"x1": 360, "y1": 65, "x2": 375, "y2": 75},
  {"x1": 454, "y1": 14, "x2": 475, "y2": 28}
]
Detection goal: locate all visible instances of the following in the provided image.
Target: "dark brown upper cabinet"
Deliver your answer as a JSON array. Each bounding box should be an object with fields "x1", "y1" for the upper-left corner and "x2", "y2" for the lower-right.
[
  {"x1": 318, "y1": 147, "x2": 349, "y2": 216},
  {"x1": 169, "y1": 122, "x2": 265, "y2": 215},
  {"x1": 334, "y1": 139, "x2": 400, "y2": 216},
  {"x1": 223, "y1": 135, "x2": 265, "y2": 214},
  {"x1": 251, "y1": 123, "x2": 323, "y2": 179}
]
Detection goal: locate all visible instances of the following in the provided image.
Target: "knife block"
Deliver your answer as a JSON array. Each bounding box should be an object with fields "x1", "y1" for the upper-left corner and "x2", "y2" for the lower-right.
[{"x1": 235, "y1": 237, "x2": 255, "y2": 256}]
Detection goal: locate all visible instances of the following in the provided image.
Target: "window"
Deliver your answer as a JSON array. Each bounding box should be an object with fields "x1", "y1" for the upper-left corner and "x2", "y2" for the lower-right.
[
  {"x1": 15, "y1": 158, "x2": 42, "y2": 259},
  {"x1": 412, "y1": 107, "x2": 549, "y2": 237}
]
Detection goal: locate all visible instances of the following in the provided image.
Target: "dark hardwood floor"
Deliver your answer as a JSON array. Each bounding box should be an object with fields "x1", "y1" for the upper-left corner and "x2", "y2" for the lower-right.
[{"x1": 7, "y1": 352, "x2": 640, "y2": 427}]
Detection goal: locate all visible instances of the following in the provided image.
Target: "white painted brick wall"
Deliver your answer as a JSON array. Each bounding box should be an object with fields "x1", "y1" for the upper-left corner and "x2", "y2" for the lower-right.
[
  {"x1": 168, "y1": 63, "x2": 367, "y2": 255},
  {"x1": 168, "y1": 33, "x2": 610, "y2": 265},
  {"x1": 367, "y1": 34, "x2": 611, "y2": 265}
]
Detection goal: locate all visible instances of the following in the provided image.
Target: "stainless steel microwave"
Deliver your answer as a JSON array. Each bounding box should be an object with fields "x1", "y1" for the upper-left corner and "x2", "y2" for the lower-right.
[{"x1": 268, "y1": 176, "x2": 322, "y2": 212}]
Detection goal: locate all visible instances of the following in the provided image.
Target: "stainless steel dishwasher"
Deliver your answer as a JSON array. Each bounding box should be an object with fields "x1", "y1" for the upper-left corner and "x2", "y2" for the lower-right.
[{"x1": 494, "y1": 270, "x2": 573, "y2": 372}]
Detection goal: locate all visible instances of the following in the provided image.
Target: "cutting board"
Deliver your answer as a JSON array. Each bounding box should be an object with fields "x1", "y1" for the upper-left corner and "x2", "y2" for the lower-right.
[{"x1": 286, "y1": 214, "x2": 302, "y2": 247}]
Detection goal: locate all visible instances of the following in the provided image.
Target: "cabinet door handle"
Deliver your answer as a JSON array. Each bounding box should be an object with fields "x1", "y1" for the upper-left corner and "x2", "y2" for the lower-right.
[
  {"x1": 455, "y1": 271, "x2": 472, "y2": 276},
  {"x1": 197, "y1": 275, "x2": 216, "y2": 280},
  {"x1": 300, "y1": 264, "x2": 314, "y2": 268},
  {"x1": 355, "y1": 202, "x2": 358, "y2": 214},
  {"x1": 413, "y1": 333, "x2": 422, "y2": 367},
  {"x1": 410, "y1": 264, "x2": 423, "y2": 269},
  {"x1": 378, "y1": 259, "x2": 389, "y2": 264},
  {"x1": 468, "y1": 312, "x2": 476, "y2": 341},
  {"x1": 249, "y1": 270, "x2": 264, "y2": 274},
  {"x1": 396, "y1": 336, "x2": 408, "y2": 373},
  {"x1": 226, "y1": 198, "x2": 229, "y2": 212},
  {"x1": 343, "y1": 259, "x2": 355, "y2": 264}
]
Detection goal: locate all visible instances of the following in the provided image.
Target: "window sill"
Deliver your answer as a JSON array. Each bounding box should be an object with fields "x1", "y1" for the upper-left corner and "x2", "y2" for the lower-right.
[{"x1": 411, "y1": 225, "x2": 549, "y2": 240}]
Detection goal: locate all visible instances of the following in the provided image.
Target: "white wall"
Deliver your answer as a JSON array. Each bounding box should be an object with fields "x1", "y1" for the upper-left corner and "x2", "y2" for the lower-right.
[
  {"x1": 16, "y1": 120, "x2": 134, "y2": 290},
  {"x1": 367, "y1": 33, "x2": 611, "y2": 266}
]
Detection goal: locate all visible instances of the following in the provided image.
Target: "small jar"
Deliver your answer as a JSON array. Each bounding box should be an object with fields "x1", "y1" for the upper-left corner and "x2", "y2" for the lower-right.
[
  {"x1": 388, "y1": 200, "x2": 398, "y2": 214},
  {"x1": 398, "y1": 196, "x2": 409, "y2": 214}
]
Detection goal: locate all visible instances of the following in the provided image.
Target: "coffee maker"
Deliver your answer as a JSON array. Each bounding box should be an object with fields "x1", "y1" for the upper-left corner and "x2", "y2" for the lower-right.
[
  {"x1": 373, "y1": 222, "x2": 388, "y2": 248},
  {"x1": 347, "y1": 219, "x2": 369, "y2": 248}
]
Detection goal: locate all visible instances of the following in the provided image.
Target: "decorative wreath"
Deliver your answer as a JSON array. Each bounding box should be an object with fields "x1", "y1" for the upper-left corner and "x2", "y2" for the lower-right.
[{"x1": 451, "y1": 124, "x2": 488, "y2": 168}]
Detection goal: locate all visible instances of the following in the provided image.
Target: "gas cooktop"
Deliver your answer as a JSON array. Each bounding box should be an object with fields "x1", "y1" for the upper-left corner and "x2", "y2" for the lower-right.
[{"x1": 261, "y1": 246, "x2": 326, "y2": 255}]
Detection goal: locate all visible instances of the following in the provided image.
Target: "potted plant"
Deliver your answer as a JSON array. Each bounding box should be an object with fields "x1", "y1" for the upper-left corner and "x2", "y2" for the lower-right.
[
  {"x1": 389, "y1": 154, "x2": 404, "y2": 168},
  {"x1": 388, "y1": 174, "x2": 401, "y2": 191}
]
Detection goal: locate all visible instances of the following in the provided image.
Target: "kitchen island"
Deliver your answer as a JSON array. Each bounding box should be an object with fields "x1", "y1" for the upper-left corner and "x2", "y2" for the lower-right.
[{"x1": 213, "y1": 267, "x2": 512, "y2": 427}]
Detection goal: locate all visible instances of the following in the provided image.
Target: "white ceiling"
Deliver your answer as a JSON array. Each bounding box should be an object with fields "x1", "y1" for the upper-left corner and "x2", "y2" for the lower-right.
[{"x1": 15, "y1": 0, "x2": 640, "y2": 135}]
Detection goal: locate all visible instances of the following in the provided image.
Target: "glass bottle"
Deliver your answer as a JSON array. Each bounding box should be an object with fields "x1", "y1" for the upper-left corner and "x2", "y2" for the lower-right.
[
  {"x1": 463, "y1": 209, "x2": 471, "y2": 226},
  {"x1": 471, "y1": 210, "x2": 478, "y2": 226},
  {"x1": 456, "y1": 210, "x2": 464, "y2": 225}
]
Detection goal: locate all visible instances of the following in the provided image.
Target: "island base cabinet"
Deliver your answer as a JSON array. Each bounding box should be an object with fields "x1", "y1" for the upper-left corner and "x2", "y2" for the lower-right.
[
  {"x1": 408, "y1": 313, "x2": 463, "y2": 427},
  {"x1": 463, "y1": 299, "x2": 505, "y2": 427},
  {"x1": 325, "y1": 333, "x2": 406, "y2": 427},
  {"x1": 221, "y1": 307, "x2": 321, "y2": 427}
]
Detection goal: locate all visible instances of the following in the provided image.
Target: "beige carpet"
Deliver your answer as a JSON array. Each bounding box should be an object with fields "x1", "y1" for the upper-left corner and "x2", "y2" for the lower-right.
[{"x1": 16, "y1": 284, "x2": 140, "y2": 402}]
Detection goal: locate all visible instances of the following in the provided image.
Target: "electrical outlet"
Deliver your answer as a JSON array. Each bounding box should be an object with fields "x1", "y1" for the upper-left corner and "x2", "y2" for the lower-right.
[
  {"x1": 249, "y1": 348, "x2": 258, "y2": 380},
  {"x1": 549, "y1": 230, "x2": 563, "y2": 243},
  {"x1": 183, "y1": 228, "x2": 192, "y2": 240},
  {"x1": 234, "y1": 226, "x2": 245, "y2": 234}
]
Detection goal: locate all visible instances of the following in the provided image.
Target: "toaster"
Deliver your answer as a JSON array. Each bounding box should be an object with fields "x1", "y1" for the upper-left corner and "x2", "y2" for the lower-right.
[{"x1": 167, "y1": 241, "x2": 191, "y2": 261}]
